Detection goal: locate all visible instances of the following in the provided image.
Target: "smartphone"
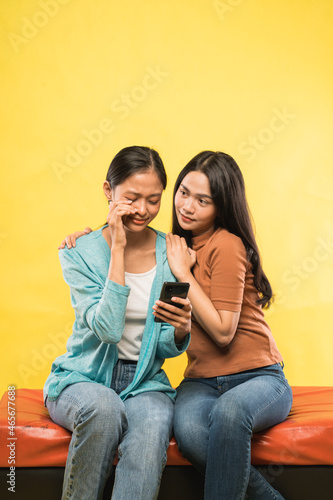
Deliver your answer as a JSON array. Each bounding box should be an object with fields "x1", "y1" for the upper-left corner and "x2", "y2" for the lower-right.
[{"x1": 154, "y1": 281, "x2": 190, "y2": 323}]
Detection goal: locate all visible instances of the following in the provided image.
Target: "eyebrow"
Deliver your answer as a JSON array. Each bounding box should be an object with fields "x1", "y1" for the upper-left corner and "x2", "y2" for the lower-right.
[
  {"x1": 124, "y1": 190, "x2": 161, "y2": 198},
  {"x1": 180, "y1": 183, "x2": 212, "y2": 199}
]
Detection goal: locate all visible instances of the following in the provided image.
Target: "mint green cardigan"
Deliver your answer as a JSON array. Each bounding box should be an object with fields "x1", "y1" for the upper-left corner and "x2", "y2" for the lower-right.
[{"x1": 44, "y1": 226, "x2": 190, "y2": 403}]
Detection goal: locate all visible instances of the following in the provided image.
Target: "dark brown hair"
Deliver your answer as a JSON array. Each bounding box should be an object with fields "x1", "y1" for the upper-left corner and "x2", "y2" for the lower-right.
[
  {"x1": 172, "y1": 151, "x2": 273, "y2": 308},
  {"x1": 106, "y1": 146, "x2": 167, "y2": 189}
]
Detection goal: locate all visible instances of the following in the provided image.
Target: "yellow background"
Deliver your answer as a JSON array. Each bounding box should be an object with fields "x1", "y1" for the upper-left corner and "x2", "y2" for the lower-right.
[{"x1": 1, "y1": 0, "x2": 333, "y2": 396}]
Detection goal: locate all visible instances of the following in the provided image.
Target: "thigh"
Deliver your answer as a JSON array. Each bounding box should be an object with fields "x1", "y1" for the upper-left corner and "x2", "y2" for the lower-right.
[
  {"x1": 46, "y1": 382, "x2": 125, "y2": 432},
  {"x1": 214, "y1": 368, "x2": 293, "y2": 433}
]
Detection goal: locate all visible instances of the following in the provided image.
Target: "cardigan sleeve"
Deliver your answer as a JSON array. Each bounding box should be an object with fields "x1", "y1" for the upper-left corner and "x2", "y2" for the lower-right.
[
  {"x1": 156, "y1": 324, "x2": 190, "y2": 359},
  {"x1": 59, "y1": 247, "x2": 130, "y2": 343}
]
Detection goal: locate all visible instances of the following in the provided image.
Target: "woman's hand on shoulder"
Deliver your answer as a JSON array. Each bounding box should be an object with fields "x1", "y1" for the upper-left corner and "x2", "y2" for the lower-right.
[
  {"x1": 166, "y1": 233, "x2": 196, "y2": 281},
  {"x1": 58, "y1": 227, "x2": 92, "y2": 249}
]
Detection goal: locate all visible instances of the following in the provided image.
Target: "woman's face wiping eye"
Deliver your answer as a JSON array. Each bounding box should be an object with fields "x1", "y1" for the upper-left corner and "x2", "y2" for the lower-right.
[{"x1": 112, "y1": 170, "x2": 164, "y2": 231}]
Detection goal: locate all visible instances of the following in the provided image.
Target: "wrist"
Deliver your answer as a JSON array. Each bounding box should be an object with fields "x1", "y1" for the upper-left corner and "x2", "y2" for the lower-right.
[
  {"x1": 174, "y1": 328, "x2": 189, "y2": 344},
  {"x1": 176, "y1": 271, "x2": 192, "y2": 283},
  {"x1": 111, "y1": 246, "x2": 125, "y2": 256},
  {"x1": 109, "y1": 248, "x2": 125, "y2": 285}
]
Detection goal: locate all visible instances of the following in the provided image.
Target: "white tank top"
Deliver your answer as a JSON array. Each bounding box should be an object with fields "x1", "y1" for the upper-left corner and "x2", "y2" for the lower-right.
[{"x1": 117, "y1": 265, "x2": 157, "y2": 361}]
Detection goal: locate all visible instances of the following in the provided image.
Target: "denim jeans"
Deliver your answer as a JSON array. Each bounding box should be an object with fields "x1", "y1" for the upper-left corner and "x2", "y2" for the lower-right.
[
  {"x1": 174, "y1": 363, "x2": 293, "y2": 500},
  {"x1": 46, "y1": 360, "x2": 174, "y2": 500}
]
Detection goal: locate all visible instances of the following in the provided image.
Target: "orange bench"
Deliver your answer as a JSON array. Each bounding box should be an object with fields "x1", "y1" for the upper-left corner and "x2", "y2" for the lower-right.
[{"x1": 1, "y1": 387, "x2": 333, "y2": 499}]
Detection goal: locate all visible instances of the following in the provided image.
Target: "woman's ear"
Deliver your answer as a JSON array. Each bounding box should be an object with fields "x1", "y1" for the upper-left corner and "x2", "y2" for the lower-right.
[{"x1": 103, "y1": 180, "x2": 112, "y2": 203}]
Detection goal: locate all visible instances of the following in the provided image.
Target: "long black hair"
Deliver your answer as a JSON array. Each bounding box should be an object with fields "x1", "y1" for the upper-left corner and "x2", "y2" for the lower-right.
[
  {"x1": 172, "y1": 151, "x2": 273, "y2": 308},
  {"x1": 106, "y1": 146, "x2": 167, "y2": 189}
]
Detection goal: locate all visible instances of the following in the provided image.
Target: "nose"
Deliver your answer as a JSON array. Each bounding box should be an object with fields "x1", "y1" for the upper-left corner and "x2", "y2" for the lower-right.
[
  {"x1": 183, "y1": 197, "x2": 194, "y2": 213},
  {"x1": 133, "y1": 199, "x2": 147, "y2": 216}
]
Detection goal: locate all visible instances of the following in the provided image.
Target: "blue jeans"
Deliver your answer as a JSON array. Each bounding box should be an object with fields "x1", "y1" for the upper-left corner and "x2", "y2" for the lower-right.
[
  {"x1": 46, "y1": 360, "x2": 174, "y2": 500},
  {"x1": 174, "y1": 363, "x2": 293, "y2": 500}
]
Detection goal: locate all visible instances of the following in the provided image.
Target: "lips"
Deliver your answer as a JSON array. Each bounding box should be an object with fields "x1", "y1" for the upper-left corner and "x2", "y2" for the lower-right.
[
  {"x1": 179, "y1": 213, "x2": 195, "y2": 223},
  {"x1": 129, "y1": 217, "x2": 148, "y2": 224}
]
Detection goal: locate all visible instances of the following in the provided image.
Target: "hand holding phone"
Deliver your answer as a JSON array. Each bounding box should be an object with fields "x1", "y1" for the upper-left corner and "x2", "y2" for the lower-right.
[{"x1": 154, "y1": 282, "x2": 190, "y2": 323}]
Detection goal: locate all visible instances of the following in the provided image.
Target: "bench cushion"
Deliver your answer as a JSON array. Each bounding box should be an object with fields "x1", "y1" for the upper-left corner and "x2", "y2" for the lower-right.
[{"x1": 1, "y1": 386, "x2": 333, "y2": 467}]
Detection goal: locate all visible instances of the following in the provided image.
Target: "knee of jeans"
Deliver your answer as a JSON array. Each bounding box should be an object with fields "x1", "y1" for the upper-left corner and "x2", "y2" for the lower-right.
[
  {"x1": 140, "y1": 409, "x2": 173, "y2": 451},
  {"x1": 77, "y1": 390, "x2": 127, "y2": 432},
  {"x1": 128, "y1": 393, "x2": 173, "y2": 433},
  {"x1": 209, "y1": 396, "x2": 250, "y2": 431},
  {"x1": 174, "y1": 413, "x2": 204, "y2": 453}
]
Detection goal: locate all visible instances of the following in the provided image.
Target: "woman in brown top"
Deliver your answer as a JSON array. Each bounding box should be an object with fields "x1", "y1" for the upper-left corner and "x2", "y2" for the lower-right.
[{"x1": 166, "y1": 151, "x2": 292, "y2": 500}]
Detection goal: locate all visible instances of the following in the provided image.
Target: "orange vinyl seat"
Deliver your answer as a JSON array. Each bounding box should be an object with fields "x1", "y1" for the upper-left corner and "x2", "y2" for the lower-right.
[{"x1": 1, "y1": 386, "x2": 333, "y2": 468}]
